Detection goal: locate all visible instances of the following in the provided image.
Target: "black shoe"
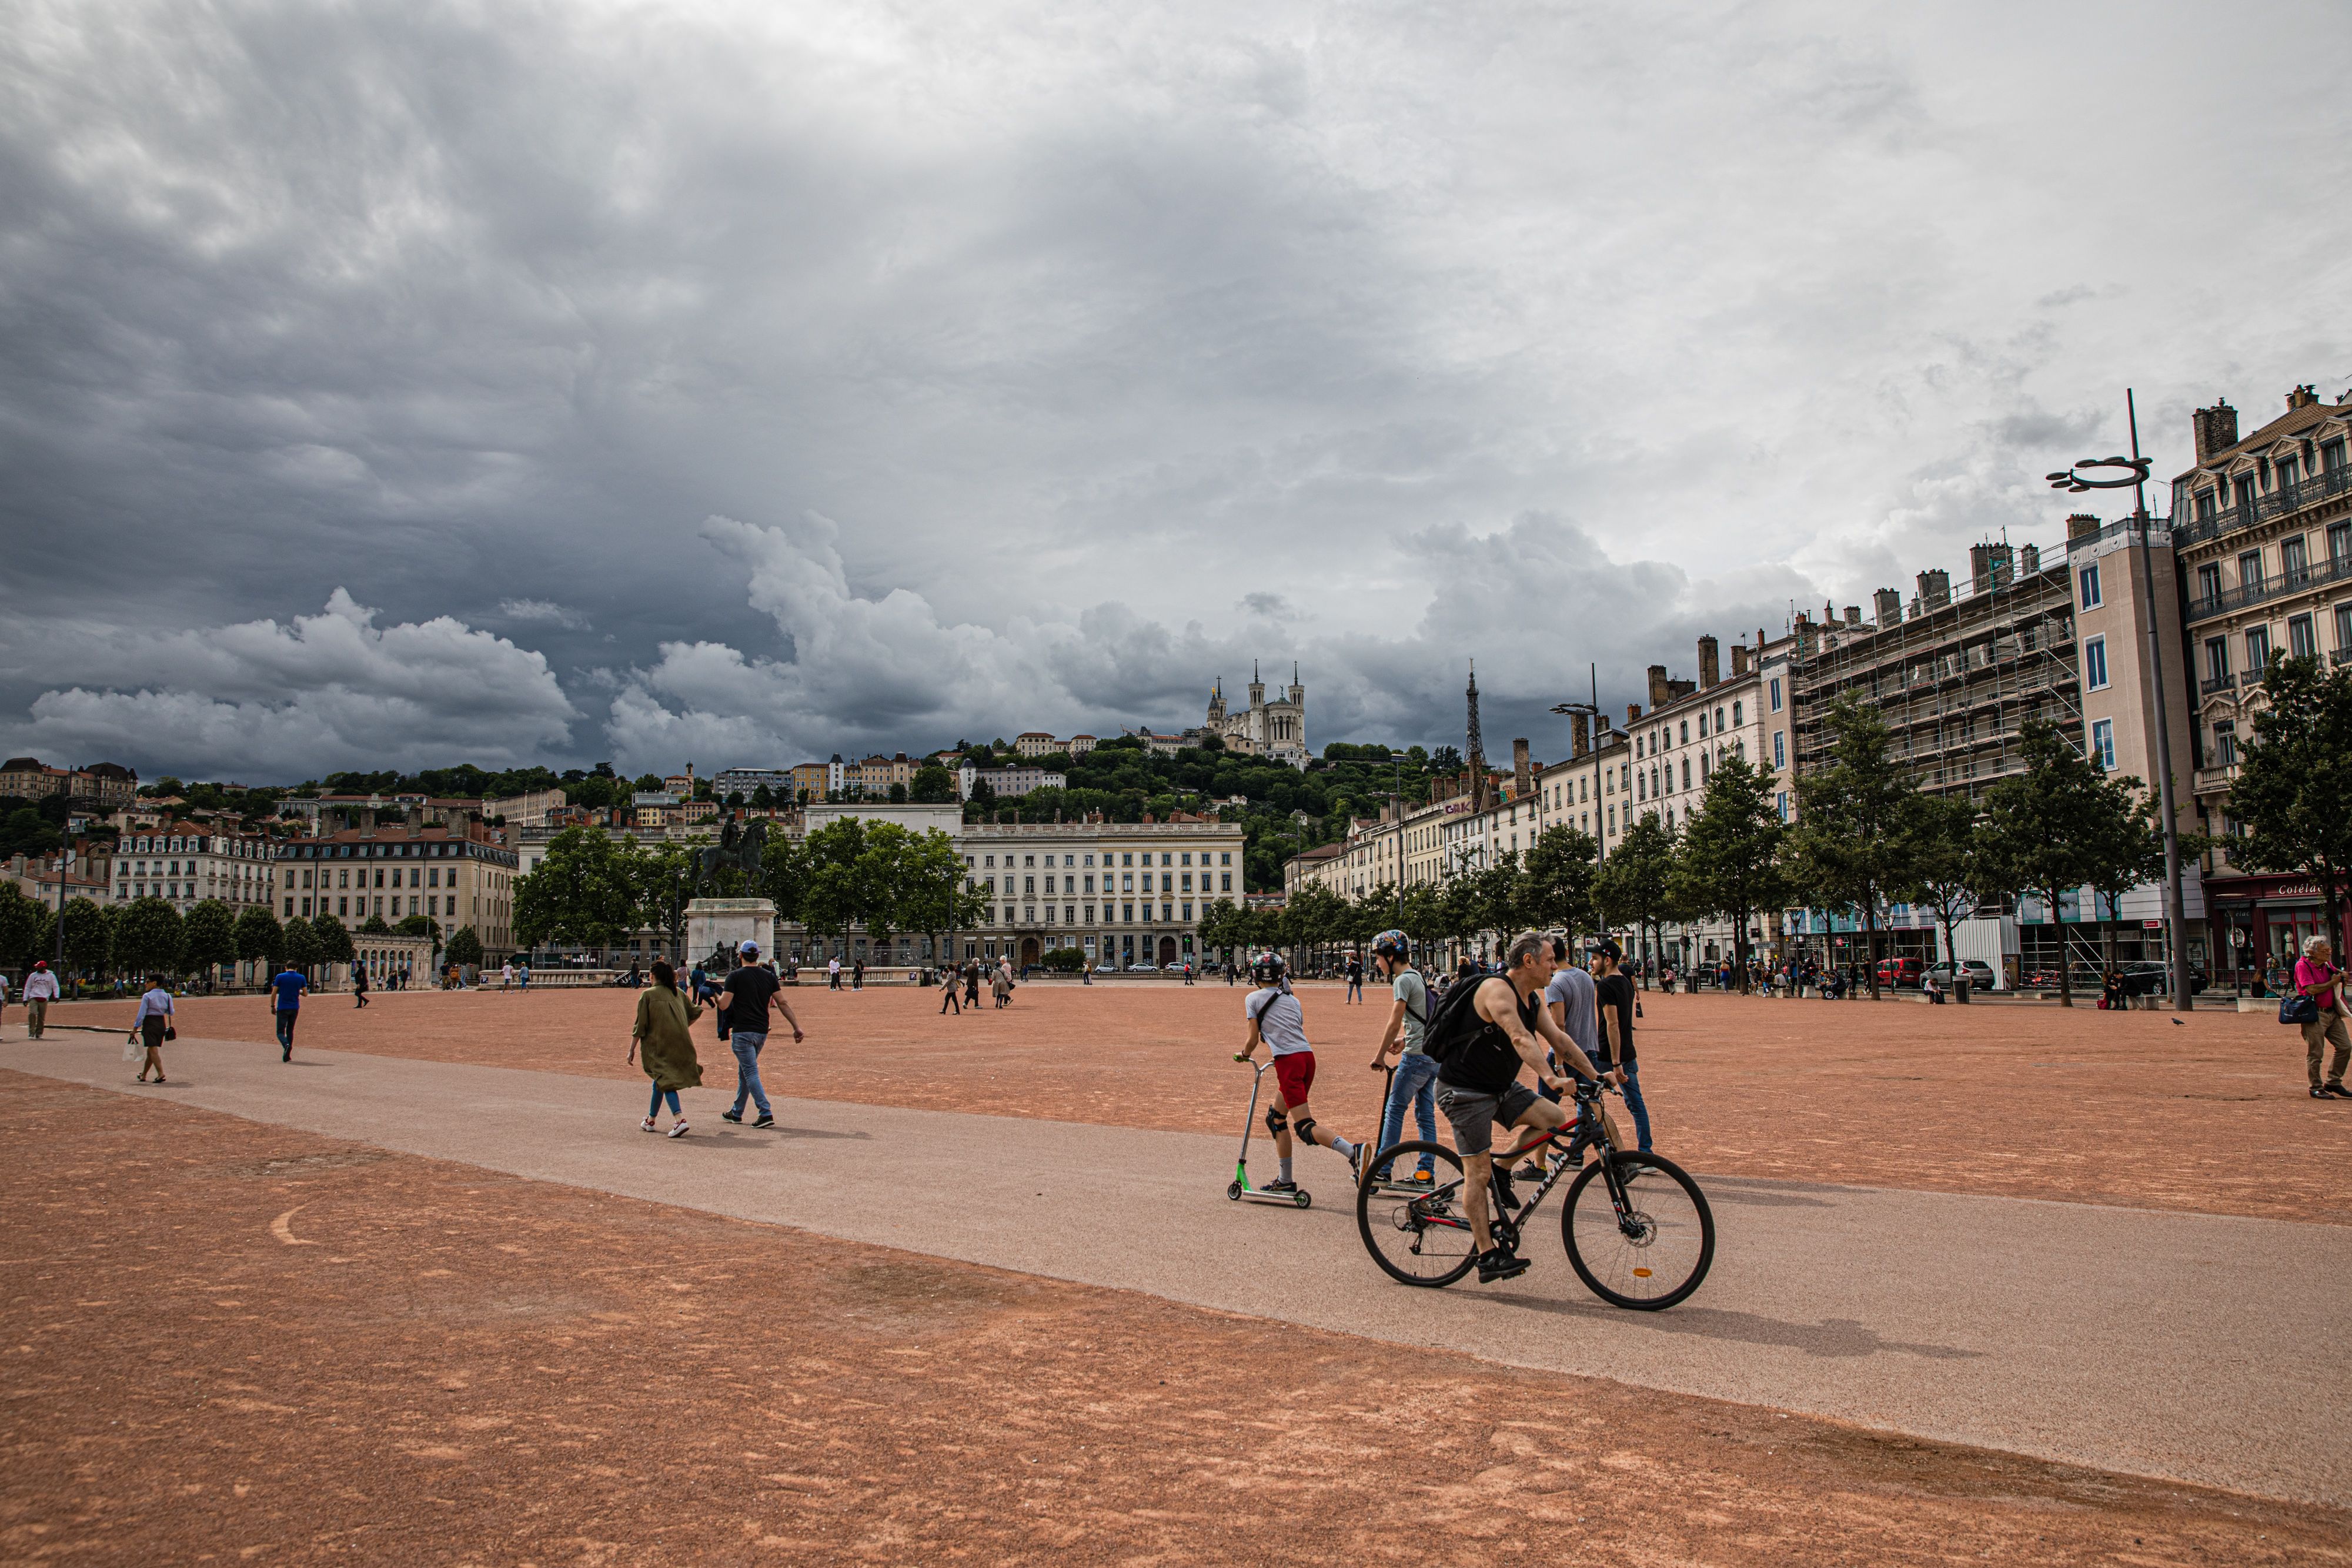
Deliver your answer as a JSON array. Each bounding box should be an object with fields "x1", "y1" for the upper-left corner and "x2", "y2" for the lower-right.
[
  {"x1": 2312, "y1": 1085, "x2": 2331, "y2": 1099},
  {"x1": 754, "y1": 1115, "x2": 776, "y2": 1129},
  {"x1": 1477, "y1": 1247, "x2": 1530, "y2": 1284},
  {"x1": 2327, "y1": 1083, "x2": 2352, "y2": 1099},
  {"x1": 1261, "y1": 1178, "x2": 1298, "y2": 1193},
  {"x1": 720, "y1": 1109, "x2": 743, "y2": 1123}
]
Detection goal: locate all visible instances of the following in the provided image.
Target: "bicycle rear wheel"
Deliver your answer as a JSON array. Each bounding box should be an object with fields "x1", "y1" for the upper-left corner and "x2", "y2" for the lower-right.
[
  {"x1": 1357, "y1": 1141, "x2": 1478, "y2": 1287},
  {"x1": 1560, "y1": 1152, "x2": 1713, "y2": 1310}
]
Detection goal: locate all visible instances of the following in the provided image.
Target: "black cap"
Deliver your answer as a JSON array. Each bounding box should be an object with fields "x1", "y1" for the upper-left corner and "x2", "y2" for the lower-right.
[{"x1": 1594, "y1": 937, "x2": 1623, "y2": 962}]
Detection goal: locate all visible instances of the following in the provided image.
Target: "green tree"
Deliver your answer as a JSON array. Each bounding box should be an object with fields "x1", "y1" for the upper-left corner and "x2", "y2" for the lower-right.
[
  {"x1": 1592, "y1": 815, "x2": 1679, "y2": 986},
  {"x1": 1906, "y1": 794, "x2": 1986, "y2": 975},
  {"x1": 114, "y1": 897, "x2": 186, "y2": 979},
  {"x1": 513, "y1": 825, "x2": 643, "y2": 955},
  {"x1": 356, "y1": 912, "x2": 393, "y2": 935},
  {"x1": 1673, "y1": 755, "x2": 1790, "y2": 990},
  {"x1": 798, "y1": 817, "x2": 874, "y2": 950},
  {"x1": 0, "y1": 882, "x2": 45, "y2": 969},
  {"x1": 759, "y1": 833, "x2": 811, "y2": 926},
  {"x1": 910, "y1": 763, "x2": 956, "y2": 804},
  {"x1": 634, "y1": 840, "x2": 701, "y2": 961},
  {"x1": 1975, "y1": 720, "x2": 2121, "y2": 1007},
  {"x1": 1466, "y1": 850, "x2": 1527, "y2": 955},
  {"x1": 235, "y1": 904, "x2": 285, "y2": 974},
  {"x1": 2226, "y1": 653, "x2": 2352, "y2": 960},
  {"x1": 183, "y1": 899, "x2": 238, "y2": 985},
  {"x1": 1519, "y1": 824, "x2": 1598, "y2": 941},
  {"x1": 445, "y1": 926, "x2": 485, "y2": 969},
  {"x1": 750, "y1": 783, "x2": 776, "y2": 810},
  {"x1": 59, "y1": 897, "x2": 112, "y2": 979},
  {"x1": 311, "y1": 912, "x2": 356, "y2": 968},
  {"x1": 397, "y1": 912, "x2": 441, "y2": 945},
  {"x1": 891, "y1": 828, "x2": 989, "y2": 962},
  {"x1": 1788, "y1": 695, "x2": 1928, "y2": 998},
  {"x1": 282, "y1": 915, "x2": 322, "y2": 975},
  {"x1": 2084, "y1": 781, "x2": 2172, "y2": 977}
]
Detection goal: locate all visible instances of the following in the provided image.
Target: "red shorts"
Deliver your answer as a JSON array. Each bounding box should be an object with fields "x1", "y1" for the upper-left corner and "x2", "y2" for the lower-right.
[{"x1": 1272, "y1": 1051, "x2": 1316, "y2": 1109}]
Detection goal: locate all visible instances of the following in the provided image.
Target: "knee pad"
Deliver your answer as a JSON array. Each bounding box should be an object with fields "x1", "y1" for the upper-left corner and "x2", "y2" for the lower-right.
[
  {"x1": 1291, "y1": 1115, "x2": 1318, "y2": 1146},
  {"x1": 1264, "y1": 1106, "x2": 1288, "y2": 1137}
]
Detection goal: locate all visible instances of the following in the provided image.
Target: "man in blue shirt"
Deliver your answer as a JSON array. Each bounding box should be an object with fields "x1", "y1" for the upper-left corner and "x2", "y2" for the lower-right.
[{"x1": 270, "y1": 967, "x2": 309, "y2": 1061}]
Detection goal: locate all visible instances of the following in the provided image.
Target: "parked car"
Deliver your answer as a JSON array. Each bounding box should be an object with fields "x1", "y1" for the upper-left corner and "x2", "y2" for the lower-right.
[
  {"x1": 1126, "y1": 963, "x2": 1158, "y2": 972},
  {"x1": 1923, "y1": 959, "x2": 1998, "y2": 992},
  {"x1": 1875, "y1": 956, "x2": 1924, "y2": 989},
  {"x1": 2120, "y1": 961, "x2": 2206, "y2": 996}
]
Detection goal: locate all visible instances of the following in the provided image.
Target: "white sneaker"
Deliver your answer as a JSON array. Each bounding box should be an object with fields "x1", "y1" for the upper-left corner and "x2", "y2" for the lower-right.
[
  {"x1": 667, "y1": 1119, "x2": 690, "y2": 1139},
  {"x1": 640, "y1": 1116, "x2": 660, "y2": 1133}
]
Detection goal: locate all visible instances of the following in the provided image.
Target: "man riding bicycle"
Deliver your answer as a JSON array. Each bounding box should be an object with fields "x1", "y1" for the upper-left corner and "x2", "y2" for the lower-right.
[{"x1": 1435, "y1": 930, "x2": 1617, "y2": 1283}]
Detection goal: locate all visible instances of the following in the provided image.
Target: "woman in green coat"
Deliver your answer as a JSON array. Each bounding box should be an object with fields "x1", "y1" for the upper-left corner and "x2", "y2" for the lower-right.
[{"x1": 629, "y1": 959, "x2": 703, "y2": 1138}]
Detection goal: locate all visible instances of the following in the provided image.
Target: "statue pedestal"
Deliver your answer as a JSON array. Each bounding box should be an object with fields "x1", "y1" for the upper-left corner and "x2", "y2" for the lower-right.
[{"x1": 686, "y1": 898, "x2": 776, "y2": 965}]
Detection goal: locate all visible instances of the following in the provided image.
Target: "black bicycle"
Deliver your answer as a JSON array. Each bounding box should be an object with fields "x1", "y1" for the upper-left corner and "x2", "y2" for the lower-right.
[{"x1": 1356, "y1": 1079, "x2": 1714, "y2": 1310}]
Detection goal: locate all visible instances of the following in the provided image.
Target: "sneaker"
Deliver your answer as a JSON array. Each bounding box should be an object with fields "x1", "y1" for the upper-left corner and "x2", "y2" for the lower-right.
[
  {"x1": 641, "y1": 1116, "x2": 660, "y2": 1133},
  {"x1": 667, "y1": 1119, "x2": 690, "y2": 1138},
  {"x1": 1261, "y1": 1178, "x2": 1299, "y2": 1193},
  {"x1": 754, "y1": 1115, "x2": 776, "y2": 1129},
  {"x1": 720, "y1": 1109, "x2": 743, "y2": 1124},
  {"x1": 1476, "y1": 1247, "x2": 1531, "y2": 1284}
]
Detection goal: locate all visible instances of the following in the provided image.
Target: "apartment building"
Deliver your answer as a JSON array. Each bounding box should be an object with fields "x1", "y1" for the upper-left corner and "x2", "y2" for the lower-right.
[
  {"x1": 960, "y1": 816, "x2": 1245, "y2": 970},
  {"x1": 113, "y1": 828, "x2": 279, "y2": 915},
  {"x1": 278, "y1": 822, "x2": 520, "y2": 957},
  {"x1": 0, "y1": 757, "x2": 139, "y2": 808},
  {"x1": 2171, "y1": 385, "x2": 2352, "y2": 981},
  {"x1": 957, "y1": 763, "x2": 1066, "y2": 800},
  {"x1": 710, "y1": 766, "x2": 795, "y2": 802}
]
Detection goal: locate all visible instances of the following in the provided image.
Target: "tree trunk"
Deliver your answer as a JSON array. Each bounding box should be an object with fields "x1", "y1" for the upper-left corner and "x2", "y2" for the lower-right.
[{"x1": 2051, "y1": 885, "x2": 2073, "y2": 1007}]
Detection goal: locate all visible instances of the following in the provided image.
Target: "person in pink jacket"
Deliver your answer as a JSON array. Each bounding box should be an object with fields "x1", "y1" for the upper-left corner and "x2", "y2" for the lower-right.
[{"x1": 2291, "y1": 935, "x2": 2351, "y2": 1100}]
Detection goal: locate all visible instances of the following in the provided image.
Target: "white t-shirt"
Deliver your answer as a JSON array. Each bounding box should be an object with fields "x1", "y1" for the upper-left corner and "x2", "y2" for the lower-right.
[
  {"x1": 1247, "y1": 985, "x2": 1311, "y2": 1056},
  {"x1": 22, "y1": 971, "x2": 58, "y2": 1001}
]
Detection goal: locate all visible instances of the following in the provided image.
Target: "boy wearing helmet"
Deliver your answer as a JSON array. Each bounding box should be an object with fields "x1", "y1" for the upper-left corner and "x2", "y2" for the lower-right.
[
  {"x1": 1366, "y1": 930, "x2": 1438, "y2": 1184},
  {"x1": 1234, "y1": 954, "x2": 1364, "y2": 1193}
]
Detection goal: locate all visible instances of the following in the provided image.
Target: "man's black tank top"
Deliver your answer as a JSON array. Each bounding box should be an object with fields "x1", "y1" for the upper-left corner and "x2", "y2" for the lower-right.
[{"x1": 1436, "y1": 980, "x2": 1543, "y2": 1095}]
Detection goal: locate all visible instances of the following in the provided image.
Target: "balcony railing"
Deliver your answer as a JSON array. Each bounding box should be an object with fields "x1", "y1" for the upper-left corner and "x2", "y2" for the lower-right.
[
  {"x1": 2173, "y1": 463, "x2": 2352, "y2": 548},
  {"x1": 2186, "y1": 548, "x2": 2352, "y2": 621},
  {"x1": 2334, "y1": 648, "x2": 2352, "y2": 668},
  {"x1": 2199, "y1": 673, "x2": 2239, "y2": 696}
]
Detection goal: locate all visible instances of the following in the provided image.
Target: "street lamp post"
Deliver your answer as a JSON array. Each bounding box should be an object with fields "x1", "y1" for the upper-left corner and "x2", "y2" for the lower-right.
[
  {"x1": 1551, "y1": 661, "x2": 1605, "y2": 862},
  {"x1": 2047, "y1": 387, "x2": 2192, "y2": 1013},
  {"x1": 1388, "y1": 751, "x2": 1411, "y2": 926}
]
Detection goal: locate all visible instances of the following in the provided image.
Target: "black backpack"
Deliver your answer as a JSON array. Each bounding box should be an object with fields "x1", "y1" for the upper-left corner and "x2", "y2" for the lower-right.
[{"x1": 1420, "y1": 974, "x2": 1501, "y2": 1068}]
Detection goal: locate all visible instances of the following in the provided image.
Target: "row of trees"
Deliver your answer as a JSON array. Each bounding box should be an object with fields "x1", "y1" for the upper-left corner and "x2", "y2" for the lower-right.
[
  {"x1": 1224, "y1": 699, "x2": 2178, "y2": 1007},
  {"x1": 0, "y1": 887, "x2": 481, "y2": 986},
  {"x1": 514, "y1": 820, "x2": 989, "y2": 963}
]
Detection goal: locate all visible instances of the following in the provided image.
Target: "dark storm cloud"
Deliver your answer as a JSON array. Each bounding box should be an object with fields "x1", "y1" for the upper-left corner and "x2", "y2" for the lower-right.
[{"x1": 2, "y1": 0, "x2": 2346, "y2": 778}]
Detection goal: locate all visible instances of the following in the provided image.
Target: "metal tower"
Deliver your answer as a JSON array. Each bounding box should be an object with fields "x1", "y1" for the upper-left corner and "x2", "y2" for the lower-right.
[{"x1": 1465, "y1": 660, "x2": 1488, "y2": 813}]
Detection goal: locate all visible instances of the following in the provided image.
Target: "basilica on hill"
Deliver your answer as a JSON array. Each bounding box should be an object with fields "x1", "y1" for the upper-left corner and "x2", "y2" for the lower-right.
[{"x1": 1206, "y1": 664, "x2": 1308, "y2": 767}]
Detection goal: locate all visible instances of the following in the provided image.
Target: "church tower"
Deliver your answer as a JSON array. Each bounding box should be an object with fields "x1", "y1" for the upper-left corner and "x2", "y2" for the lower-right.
[
  {"x1": 1207, "y1": 679, "x2": 1224, "y2": 726},
  {"x1": 1248, "y1": 661, "x2": 1265, "y2": 714}
]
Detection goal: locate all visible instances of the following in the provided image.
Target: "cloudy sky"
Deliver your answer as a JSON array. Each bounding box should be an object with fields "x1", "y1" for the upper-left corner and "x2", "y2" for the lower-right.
[{"x1": 4, "y1": 0, "x2": 2347, "y2": 783}]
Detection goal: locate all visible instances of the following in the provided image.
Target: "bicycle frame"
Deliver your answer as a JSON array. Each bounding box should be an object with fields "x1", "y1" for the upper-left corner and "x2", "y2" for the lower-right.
[{"x1": 1406, "y1": 1082, "x2": 1635, "y2": 1243}]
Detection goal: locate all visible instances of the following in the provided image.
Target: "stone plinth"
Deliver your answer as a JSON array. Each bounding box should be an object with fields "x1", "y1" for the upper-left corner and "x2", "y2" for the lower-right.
[{"x1": 686, "y1": 898, "x2": 776, "y2": 965}]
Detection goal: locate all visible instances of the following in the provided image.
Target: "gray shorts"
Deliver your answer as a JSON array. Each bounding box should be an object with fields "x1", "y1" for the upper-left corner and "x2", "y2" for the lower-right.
[{"x1": 1436, "y1": 1081, "x2": 1540, "y2": 1156}]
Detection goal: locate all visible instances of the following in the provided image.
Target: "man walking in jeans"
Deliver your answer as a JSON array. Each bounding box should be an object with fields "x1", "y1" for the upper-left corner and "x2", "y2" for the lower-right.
[
  {"x1": 269, "y1": 963, "x2": 308, "y2": 1061},
  {"x1": 718, "y1": 941, "x2": 803, "y2": 1129},
  {"x1": 1590, "y1": 939, "x2": 1651, "y2": 1151},
  {"x1": 1366, "y1": 931, "x2": 1436, "y2": 1185}
]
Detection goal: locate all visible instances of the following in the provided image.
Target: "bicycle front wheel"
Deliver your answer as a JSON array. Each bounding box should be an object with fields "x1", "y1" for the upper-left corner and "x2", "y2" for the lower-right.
[
  {"x1": 1561, "y1": 1152, "x2": 1713, "y2": 1310},
  {"x1": 1357, "y1": 1141, "x2": 1478, "y2": 1287}
]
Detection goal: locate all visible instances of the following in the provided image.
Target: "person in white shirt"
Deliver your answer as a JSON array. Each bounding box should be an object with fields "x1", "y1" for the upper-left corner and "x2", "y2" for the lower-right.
[
  {"x1": 0, "y1": 969, "x2": 10, "y2": 1038},
  {"x1": 132, "y1": 977, "x2": 173, "y2": 1082},
  {"x1": 501, "y1": 961, "x2": 516, "y2": 991},
  {"x1": 1233, "y1": 954, "x2": 1365, "y2": 1193},
  {"x1": 22, "y1": 961, "x2": 58, "y2": 1038}
]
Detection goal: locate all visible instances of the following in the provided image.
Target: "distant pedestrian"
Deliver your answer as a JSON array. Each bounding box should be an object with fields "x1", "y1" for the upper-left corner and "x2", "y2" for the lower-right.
[
  {"x1": 270, "y1": 964, "x2": 308, "y2": 1060},
  {"x1": 938, "y1": 962, "x2": 961, "y2": 1014},
  {"x1": 519, "y1": 961, "x2": 530, "y2": 991},
  {"x1": 992, "y1": 964, "x2": 1013, "y2": 1008},
  {"x1": 1345, "y1": 953, "x2": 1364, "y2": 1005},
  {"x1": 630, "y1": 958, "x2": 703, "y2": 1137},
  {"x1": 501, "y1": 961, "x2": 516, "y2": 991},
  {"x1": 22, "y1": 961, "x2": 56, "y2": 1039},
  {"x1": 852, "y1": 958, "x2": 865, "y2": 991},
  {"x1": 717, "y1": 940, "x2": 803, "y2": 1129},
  {"x1": 352, "y1": 962, "x2": 370, "y2": 1008},
  {"x1": 963, "y1": 961, "x2": 980, "y2": 1011},
  {"x1": 132, "y1": 975, "x2": 173, "y2": 1082},
  {"x1": 828, "y1": 956, "x2": 842, "y2": 991},
  {"x1": 0, "y1": 968, "x2": 10, "y2": 1038},
  {"x1": 2293, "y1": 935, "x2": 2351, "y2": 1100}
]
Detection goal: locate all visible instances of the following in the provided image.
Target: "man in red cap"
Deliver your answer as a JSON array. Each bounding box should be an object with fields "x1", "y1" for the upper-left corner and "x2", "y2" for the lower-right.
[{"x1": 22, "y1": 961, "x2": 58, "y2": 1039}]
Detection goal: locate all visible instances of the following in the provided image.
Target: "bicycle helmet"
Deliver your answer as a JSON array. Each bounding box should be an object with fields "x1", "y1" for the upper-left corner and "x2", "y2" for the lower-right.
[{"x1": 1371, "y1": 929, "x2": 1409, "y2": 963}]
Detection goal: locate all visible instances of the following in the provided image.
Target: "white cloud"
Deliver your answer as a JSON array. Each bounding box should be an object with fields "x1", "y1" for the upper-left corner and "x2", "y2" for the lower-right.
[
  {"x1": 497, "y1": 599, "x2": 590, "y2": 631},
  {"x1": 7, "y1": 591, "x2": 577, "y2": 778}
]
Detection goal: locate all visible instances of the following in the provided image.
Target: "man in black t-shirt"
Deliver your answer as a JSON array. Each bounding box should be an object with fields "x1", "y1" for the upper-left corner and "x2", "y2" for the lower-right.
[
  {"x1": 718, "y1": 941, "x2": 804, "y2": 1129},
  {"x1": 1590, "y1": 938, "x2": 1650, "y2": 1152}
]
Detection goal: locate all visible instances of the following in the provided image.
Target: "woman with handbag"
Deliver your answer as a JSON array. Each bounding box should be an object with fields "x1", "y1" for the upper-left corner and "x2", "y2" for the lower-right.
[
  {"x1": 2289, "y1": 936, "x2": 2351, "y2": 1099},
  {"x1": 131, "y1": 977, "x2": 175, "y2": 1083}
]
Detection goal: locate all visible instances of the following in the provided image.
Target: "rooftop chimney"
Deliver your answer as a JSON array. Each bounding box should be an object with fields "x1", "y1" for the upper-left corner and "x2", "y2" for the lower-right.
[
  {"x1": 2066, "y1": 512, "x2": 2102, "y2": 539},
  {"x1": 1646, "y1": 665, "x2": 1670, "y2": 708},
  {"x1": 1698, "y1": 635, "x2": 1720, "y2": 688},
  {"x1": 1970, "y1": 543, "x2": 1995, "y2": 596},
  {"x1": 2193, "y1": 400, "x2": 2238, "y2": 459},
  {"x1": 1916, "y1": 569, "x2": 1951, "y2": 611},
  {"x1": 1873, "y1": 587, "x2": 1902, "y2": 629},
  {"x1": 1627, "y1": 703, "x2": 1642, "y2": 724},
  {"x1": 1843, "y1": 605, "x2": 1862, "y2": 627},
  {"x1": 1570, "y1": 712, "x2": 1591, "y2": 757},
  {"x1": 2019, "y1": 542, "x2": 2042, "y2": 574},
  {"x1": 1512, "y1": 738, "x2": 1532, "y2": 798},
  {"x1": 2289, "y1": 383, "x2": 2320, "y2": 410},
  {"x1": 1730, "y1": 643, "x2": 1751, "y2": 677}
]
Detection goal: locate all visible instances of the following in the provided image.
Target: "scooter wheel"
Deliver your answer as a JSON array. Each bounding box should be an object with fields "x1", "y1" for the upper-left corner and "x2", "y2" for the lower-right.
[
  {"x1": 1294, "y1": 1191, "x2": 1312, "y2": 1209},
  {"x1": 1226, "y1": 1182, "x2": 1243, "y2": 1201}
]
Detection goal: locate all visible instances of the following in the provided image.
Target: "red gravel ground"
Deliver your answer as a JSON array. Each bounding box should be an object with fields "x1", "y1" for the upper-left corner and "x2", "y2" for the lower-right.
[
  {"x1": 5, "y1": 1075, "x2": 2343, "y2": 1567},
  {"x1": 45, "y1": 982, "x2": 2350, "y2": 1223}
]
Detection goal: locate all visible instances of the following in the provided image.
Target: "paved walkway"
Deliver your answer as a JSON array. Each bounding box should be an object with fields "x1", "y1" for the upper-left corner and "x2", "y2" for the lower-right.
[{"x1": 18, "y1": 1035, "x2": 2348, "y2": 1507}]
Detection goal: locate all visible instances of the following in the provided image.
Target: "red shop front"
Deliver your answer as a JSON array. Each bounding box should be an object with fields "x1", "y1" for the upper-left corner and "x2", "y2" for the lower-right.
[{"x1": 2204, "y1": 874, "x2": 2350, "y2": 990}]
